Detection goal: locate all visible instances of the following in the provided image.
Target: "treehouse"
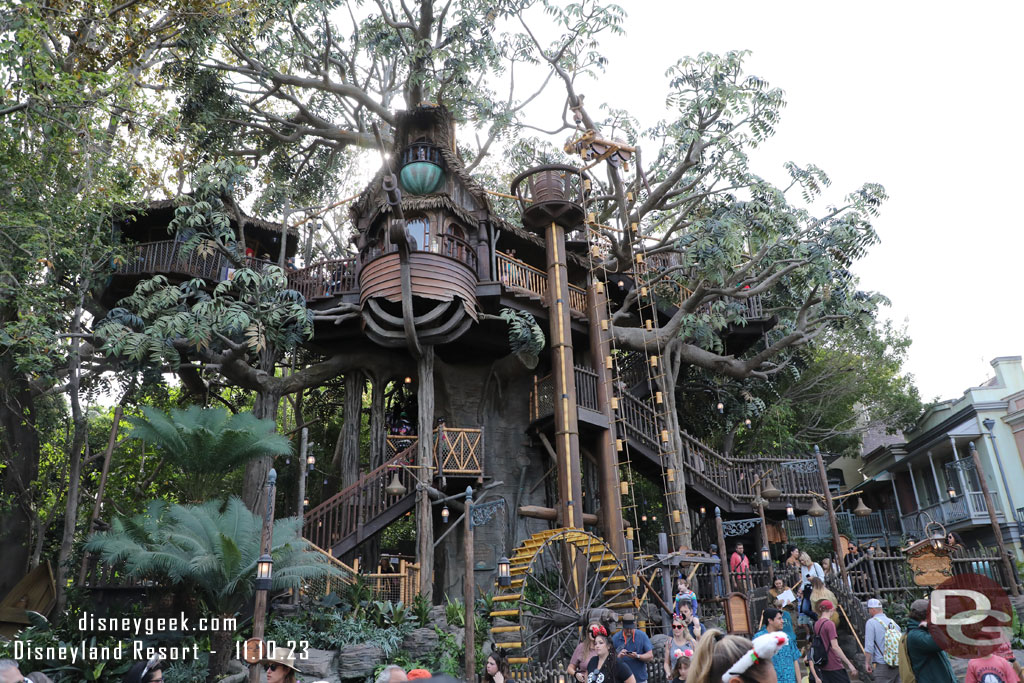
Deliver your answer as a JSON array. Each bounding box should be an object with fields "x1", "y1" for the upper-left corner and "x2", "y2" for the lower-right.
[
  {"x1": 98, "y1": 105, "x2": 810, "y2": 644},
  {"x1": 103, "y1": 200, "x2": 299, "y2": 309}
]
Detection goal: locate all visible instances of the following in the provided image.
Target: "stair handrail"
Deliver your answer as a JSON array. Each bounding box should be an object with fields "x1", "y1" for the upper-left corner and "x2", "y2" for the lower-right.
[{"x1": 305, "y1": 441, "x2": 417, "y2": 520}]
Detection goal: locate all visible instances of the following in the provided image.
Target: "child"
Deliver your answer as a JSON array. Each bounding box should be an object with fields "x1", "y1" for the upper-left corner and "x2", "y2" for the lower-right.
[
  {"x1": 669, "y1": 647, "x2": 691, "y2": 683},
  {"x1": 673, "y1": 576, "x2": 698, "y2": 616},
  {"x1": 966, "y1": 651, "x2": 1017, "y2": 683}
]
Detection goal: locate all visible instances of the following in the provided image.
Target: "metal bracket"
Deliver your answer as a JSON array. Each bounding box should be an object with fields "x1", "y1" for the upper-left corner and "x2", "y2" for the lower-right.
[{"x1": 721, "y1": 517, "x2": 761, "y2": 537}]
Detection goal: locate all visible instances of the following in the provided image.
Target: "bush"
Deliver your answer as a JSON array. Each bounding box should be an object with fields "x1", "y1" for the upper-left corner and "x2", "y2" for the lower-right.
[{"x1": 266, "y1": 607, "x2": 411, "y2": 658}]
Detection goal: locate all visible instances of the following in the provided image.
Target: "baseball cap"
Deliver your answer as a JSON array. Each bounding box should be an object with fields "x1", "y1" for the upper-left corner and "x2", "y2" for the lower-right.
[
  {"x1": 407, "y1": 670, "x2": 431, "y2": 680},
  {"x1": 865, "y1": 598, "x2": 883, "y2": 609},
  {"x1": 818, "y1": 600, "x2": 834, "y2": 611}
]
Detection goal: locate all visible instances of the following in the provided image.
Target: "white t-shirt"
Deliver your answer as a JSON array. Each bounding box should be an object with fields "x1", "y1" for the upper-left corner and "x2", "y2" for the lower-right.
[{"x1": 800, "y1": 562, "x2": 824, "y2": 588}]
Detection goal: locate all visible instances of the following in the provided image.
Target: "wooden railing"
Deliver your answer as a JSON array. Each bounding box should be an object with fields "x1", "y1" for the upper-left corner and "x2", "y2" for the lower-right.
[
  {"x1": 303, "y1": 443, "x2": 417, "y2": 552},
  {"x1": 437, "y1": 232, "x2": 478, "y2": 272},
  {"x1": 434, "y1": 427, "x2": 483, "y2": 475},
  {"x1": 117, "y1": 240, "x2": 275, "y2": 281},
  {"x1": 116, "y1": 240, "x2": 363, "y2": 303},
  {"x1": 495, "y1": 251, "x2": 587, "y2": 317},
  {"x1": 286, "y1": 258, "x2": 357, "y2": 301},
  {"x1": 529, "y1": 370, "x2": 819, "y2": 504}
]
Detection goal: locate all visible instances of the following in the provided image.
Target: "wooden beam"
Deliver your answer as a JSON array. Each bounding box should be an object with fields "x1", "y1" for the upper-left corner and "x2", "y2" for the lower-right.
[{"x1": 518, "y1": 505, "x2": 598, "y2": 526}]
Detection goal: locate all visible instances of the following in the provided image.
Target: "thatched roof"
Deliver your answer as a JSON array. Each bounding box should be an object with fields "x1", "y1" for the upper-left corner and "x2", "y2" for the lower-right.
[{"x1": 125, "y1": 199, "x2": 296, "y2": 237}]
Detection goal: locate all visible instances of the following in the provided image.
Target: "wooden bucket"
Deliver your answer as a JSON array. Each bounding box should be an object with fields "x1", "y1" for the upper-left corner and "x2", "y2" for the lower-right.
[{"x1": 528, "y1": 170, "x2": 567, "y2": 203}]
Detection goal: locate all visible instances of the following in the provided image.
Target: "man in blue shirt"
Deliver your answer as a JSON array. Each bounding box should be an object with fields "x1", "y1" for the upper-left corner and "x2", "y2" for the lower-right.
[
  {"x1": 610, "y1": 614, "x2": 654, "y2": 683},
  {"x1": 754, "y1": 608, "x2": 801, "y2": 683}
]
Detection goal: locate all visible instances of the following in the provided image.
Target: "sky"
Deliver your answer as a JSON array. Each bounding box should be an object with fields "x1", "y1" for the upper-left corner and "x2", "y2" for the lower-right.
[{"x1": 529, "y1": 1, "x2": 1024, "y2": 402}]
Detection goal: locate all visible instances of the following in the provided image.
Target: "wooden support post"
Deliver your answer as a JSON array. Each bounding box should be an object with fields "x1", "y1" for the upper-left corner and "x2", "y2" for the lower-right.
[
  {"x1": 970, "y1": 441, "x2": 1020, "y2": 596},
  {"x1": 757, "y1": 490, "x2": 774, "y2": 583},
  {"x1": 417, "y1": 348, "x2": 436, "y2": 596},
  {"x1": 588, "y1": 277, "x2": 626, "y2": 557},
  {"x1": 815, "y1": 445, "x2": 849, "y2": 588},
  {"x1": 545, "y1": 221, "x2": 584, "y2": 532},
  {"x1": 465, "y1": 488, "x2": 476, "y2": 683},
  {"x1": 715, "y1": 507, "x2": 732, "y2": 595},
  {"x1": 658, "y1": 533, "x2": 673, "y2": 632},
  {"x1": 249, "y1": 470, "x2": 277, "y2": 683}
]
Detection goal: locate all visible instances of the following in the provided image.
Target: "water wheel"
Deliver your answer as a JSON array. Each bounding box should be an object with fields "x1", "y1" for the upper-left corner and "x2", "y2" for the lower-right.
[{"x1": 489, "y1": 529, "x2": 640, "y2": 667}]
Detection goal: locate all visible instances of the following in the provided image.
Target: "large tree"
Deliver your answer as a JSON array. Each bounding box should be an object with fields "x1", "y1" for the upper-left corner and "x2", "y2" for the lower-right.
[{"x1": 113, "y1": 1, "x2": 897, "y2": 546}]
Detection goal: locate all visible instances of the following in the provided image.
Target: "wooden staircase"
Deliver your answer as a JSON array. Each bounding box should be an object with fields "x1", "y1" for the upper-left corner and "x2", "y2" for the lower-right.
[
  {"x1": 302, "y1": 444, "x2": 417, "y2": 558},
  {"x1": 529, "y1": 367, "x2": 821, "y2": 514}
]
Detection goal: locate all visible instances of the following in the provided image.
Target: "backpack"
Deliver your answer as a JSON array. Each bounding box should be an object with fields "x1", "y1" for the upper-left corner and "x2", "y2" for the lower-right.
[
  {"x1": 811, "y1": 621, "x2": 830, "y2": 668},
  {"x1": 875, "y1": 616, "x2": 901, "y2": 668},
  {"x1": 897, "y1": 632, "x2": 916, "y2": 683}
]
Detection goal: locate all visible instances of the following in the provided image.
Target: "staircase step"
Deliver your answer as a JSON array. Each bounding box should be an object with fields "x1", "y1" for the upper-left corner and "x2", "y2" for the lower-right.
[
  {"x1": 606, "y1": 600, "x2": 639, "y2": 609},
  {"x1": 490, "y1": 609, "x2": 519, "y2": 618},
  {"x1": 490, "y1": 625, "x2": 522, "y2": 634},
  {"x1": 491, "y1": 594, "x2": 521, "y2": 602},
  {"x1": 508, "y1": 657, "x2": 531, "y2": 665},
  {"x1": 495, "y1": 642, "x2": 523, "y2": 650}
]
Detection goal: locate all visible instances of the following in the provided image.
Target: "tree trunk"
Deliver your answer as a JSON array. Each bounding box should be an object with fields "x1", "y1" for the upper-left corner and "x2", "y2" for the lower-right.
[
  {"x1": 416, "y1": 348, "x2": 435, "y2": 597},
  {"x1": 659, "y1": 341, "x2": 692, "y2": 549},
  {"x1": 242, "y1": 390, "x2": 282, "y2": 513},
  {"x1": 55, "y1": 294, "x2": 89, "y2": 615},
  {"x1": 0, "y1": 358, "x2": 40, "y2": 596},
  {"x1": 363, "y1": 375, "x2": 389, "y2": 569},
  {"x1": 336, "y1": 370, "x2": 366, "y2": 490}
]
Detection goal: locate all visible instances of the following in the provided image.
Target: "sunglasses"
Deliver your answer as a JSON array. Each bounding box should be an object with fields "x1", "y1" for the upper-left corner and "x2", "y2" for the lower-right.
[
  {"x1": 264, "y1": 664, "x2": 281, "y2": 672},
  {"x1": 672, "y1": 624, "x2": 685, "y2": 629}
]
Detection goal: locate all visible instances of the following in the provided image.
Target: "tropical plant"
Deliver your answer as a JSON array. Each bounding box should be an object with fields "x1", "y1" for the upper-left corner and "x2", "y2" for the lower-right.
[
  {"x1": 85, "y1": 497, "x2": 345, "y2": 681},
  {"x1": 498, "y1": 308, "x2": 546, "y2": 369},
  {"x1": 444, "y1": 594, "x2": 465, "y2": 627},
  {"x1": 125, "y1": 405, "x2": 292, "y2": 501},
  {"x1": 411, "y1": 592, "x2": 432, "y2": 628}
]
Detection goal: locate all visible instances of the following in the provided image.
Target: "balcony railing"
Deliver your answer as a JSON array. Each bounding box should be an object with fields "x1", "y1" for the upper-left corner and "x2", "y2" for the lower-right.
[
  {"x1": 785, "y1": 510, "x2": 903, "y2": 542},
  {"x1": 496, "y1": 251, "x2": 587, "y2": 317},
  {"x1": 116, "y1": 240, "x2": 360, "y2": 303},
  {"x1": 901, "y1": 492, "x2": 1005, "y2": 535}
]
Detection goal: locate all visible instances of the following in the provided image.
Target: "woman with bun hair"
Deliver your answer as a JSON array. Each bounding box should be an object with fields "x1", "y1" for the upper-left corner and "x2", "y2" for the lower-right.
[
  {"x1": 688, "y1": 629, "x2": 788, "y2": 683},
  {"x1": 484, "y1": 650, "x2": 511, "y2": 683}
]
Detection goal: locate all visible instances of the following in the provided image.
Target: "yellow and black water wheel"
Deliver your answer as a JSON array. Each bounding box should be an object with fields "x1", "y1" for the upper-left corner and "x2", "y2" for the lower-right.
[{"x1": 489, "y1": 529, "x2": 640, "y2": 667}]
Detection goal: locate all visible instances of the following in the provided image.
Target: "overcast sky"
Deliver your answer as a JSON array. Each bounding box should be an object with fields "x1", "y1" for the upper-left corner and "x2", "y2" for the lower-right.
[{"x1": 545, "y1": 1, "x2": 1023, "y2": 401}]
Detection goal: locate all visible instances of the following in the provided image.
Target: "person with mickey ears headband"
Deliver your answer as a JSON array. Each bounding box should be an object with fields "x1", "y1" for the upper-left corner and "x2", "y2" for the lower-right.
[{"x1": 688, "y1": 629, "x2": 790, "y2": 682}]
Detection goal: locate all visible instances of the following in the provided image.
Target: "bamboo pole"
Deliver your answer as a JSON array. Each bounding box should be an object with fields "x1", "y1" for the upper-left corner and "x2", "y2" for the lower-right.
[{"x1": 837, "y1": 605, "x2": 866, "y2": 656}]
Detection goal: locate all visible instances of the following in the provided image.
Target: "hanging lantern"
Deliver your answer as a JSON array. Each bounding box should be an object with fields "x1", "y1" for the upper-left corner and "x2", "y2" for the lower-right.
[
  {"x1": 498, "y1": 556, "x2": 511, "y2": 587},
  {"x1": 807, "y1": 497, "x2": 826, "y2": 517},
  {"x1": 745, "y1": 418, "x2": 752, "y2": 427},
  {"x1": 761, "y1": 476, "x2": 782, "y2": 500},
  {"x1": 256, "y1": 554, "x2": 274, "y2": 591},
  {"x1": 786, "y1": 504, "x2": 796, "y2": 521},
  {"x1": 930, "y1": 530, "x2": 946, "y2": 551},
  {"x1": 641, "y1": 513, "x2": 648, "y2": 522},
  {"x1": 404, "y1": 376, "x2": 413, "y2": 384},
  {"x1": 651, "y1": 515, "x2": 658, "y2": 522},
  {"x1": 760, "y1": 546, "x2": 771, "y2": 565},
  {"x1": 441, "y1": 505, "x2": 450, "y2": 523},
  {"x1": 385, "y1": 471, "x2": 407, "y2": 497},
  {"x1": 717, "y1": 402, "x2": 724, "y2": 414},
  {"x1": 666, "y1": 469, "x2": 675, "y2": 483},
  {"x1": 699, "y1": 505, "x2": 706, "y2": 515},
  {"x1": 947, "y1": 484, "x2": 957, "y2": 499},
  {"x1": 620, "y1": 481, "x2": 629, "y2": 495},
  {"x1": 853, "y1": 497, "x2": 872, "y2": 517},
  {"x1": 672, "y1": 510, "x2": 681, "y2": 523},
  {"x1": 807, "y1": 517, "x2": 814, "y2": 528}
]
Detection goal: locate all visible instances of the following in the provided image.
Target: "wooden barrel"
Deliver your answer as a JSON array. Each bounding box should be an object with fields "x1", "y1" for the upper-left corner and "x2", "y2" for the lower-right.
[{"x1": 529, "y1": 170, "x2": 568, "y2": 204}]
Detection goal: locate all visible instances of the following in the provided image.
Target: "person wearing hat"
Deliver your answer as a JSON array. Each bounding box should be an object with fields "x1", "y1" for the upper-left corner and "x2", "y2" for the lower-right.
[
  {"x1": 863, "y1": 598, "x2": 900, "y2": 683},
  {"x1": 610, "y1": 614, "x2": 653, "y2": 683},
  {"x1": 263, "y1": 650, "x2": 301, "y2": 683},
  {"x1": 904, "y1": 597, "x2": 955, "y2": 683},
  {"x1": 808, "y1": 599, "x2": 857, "y2": 682}
]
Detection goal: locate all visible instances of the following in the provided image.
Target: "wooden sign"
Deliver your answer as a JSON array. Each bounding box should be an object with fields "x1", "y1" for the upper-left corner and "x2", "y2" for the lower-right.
[
  {"x1": 242, "y1": 637, "x2": 264, "y2": 664},
  {"x1": 724, "y1": 593, "x2": 751, "y2": 635},
  {"x1": 903, "y1": 540, "x2": 952, "y2": 587}
]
